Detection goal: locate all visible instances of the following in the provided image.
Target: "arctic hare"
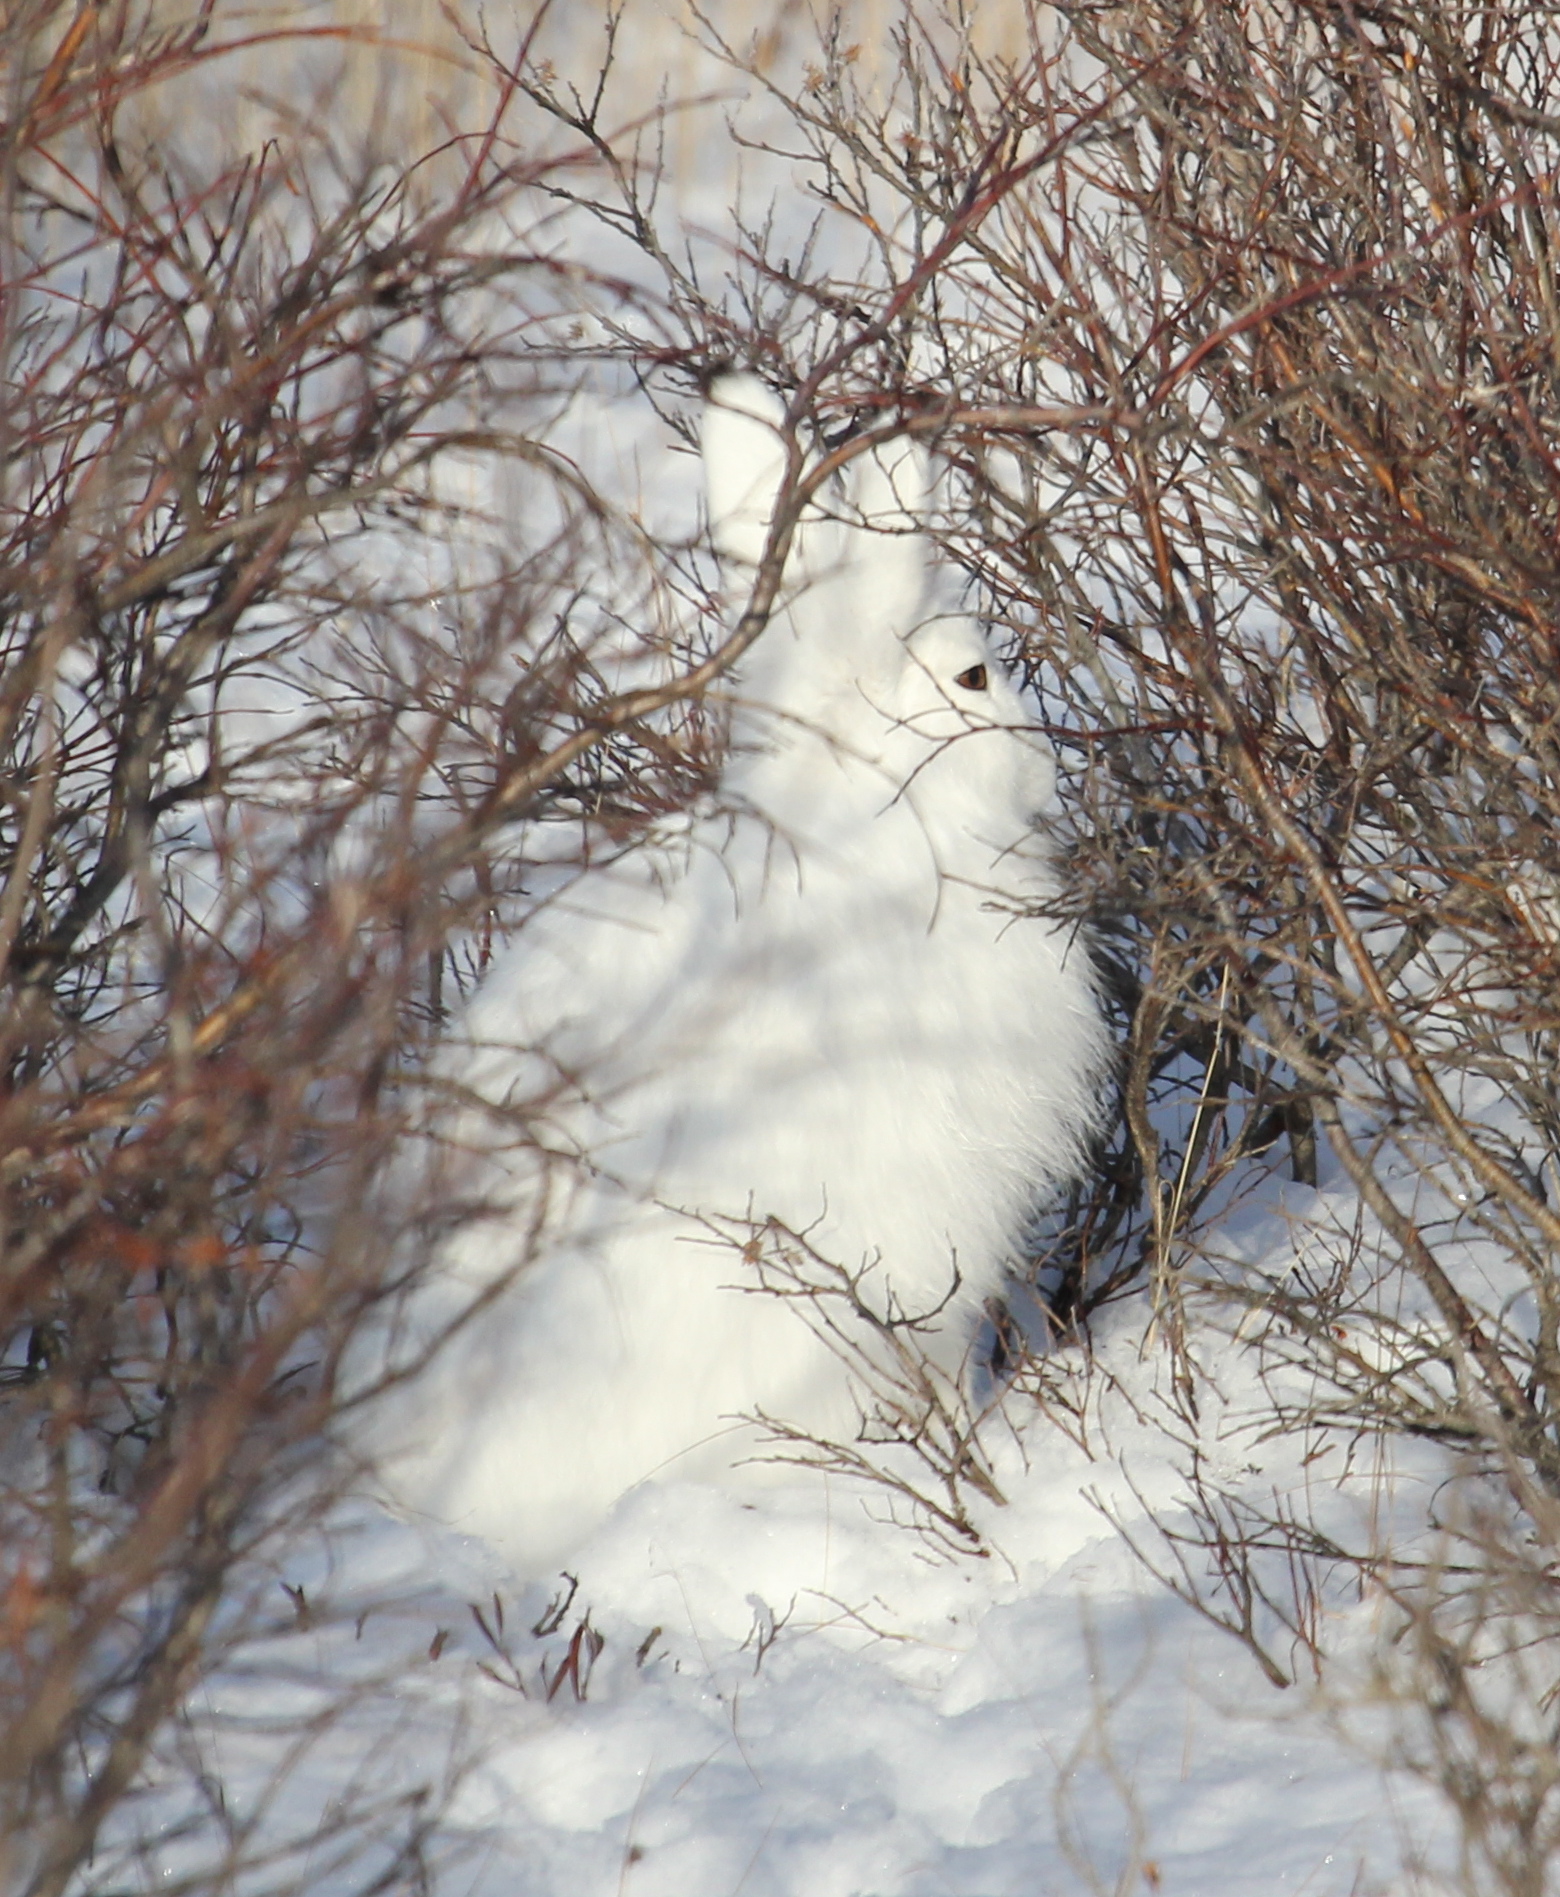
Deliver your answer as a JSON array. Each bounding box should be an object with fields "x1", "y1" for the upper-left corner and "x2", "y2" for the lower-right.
[{"x1": 378, "y1": 376, "x2": 1105, "y2": 1572}]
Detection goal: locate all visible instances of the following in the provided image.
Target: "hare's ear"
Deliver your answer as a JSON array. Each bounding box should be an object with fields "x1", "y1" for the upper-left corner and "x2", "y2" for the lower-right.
[
  {"x1": 702, "y1": 374, "x2": 789, "y2": 570},
  {"x1": 848, "y1": 434, "x2": 930, "y2": 640}
]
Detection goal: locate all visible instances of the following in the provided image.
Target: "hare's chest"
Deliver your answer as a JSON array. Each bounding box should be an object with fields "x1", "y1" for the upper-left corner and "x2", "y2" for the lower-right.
[{"x1": 651, "y1": 878, "x2": 1039, "y2": 1171}]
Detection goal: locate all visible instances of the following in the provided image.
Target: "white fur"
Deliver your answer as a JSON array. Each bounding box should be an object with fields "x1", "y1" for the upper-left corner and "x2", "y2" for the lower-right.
[{"x1": 377, "y1": 376, "x2": 1107, "y2": 1573}]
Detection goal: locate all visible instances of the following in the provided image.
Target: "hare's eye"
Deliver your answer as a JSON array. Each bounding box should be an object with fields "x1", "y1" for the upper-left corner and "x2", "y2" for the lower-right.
[{"x1": 953, "y1": 663, "x2": 988, "y2": 692}]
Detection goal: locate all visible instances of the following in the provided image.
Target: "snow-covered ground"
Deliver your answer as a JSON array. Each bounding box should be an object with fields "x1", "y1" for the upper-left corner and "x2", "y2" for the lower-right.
[{"x1": 165, "y1": 1178, "x2": 1455, "y2": 1897}]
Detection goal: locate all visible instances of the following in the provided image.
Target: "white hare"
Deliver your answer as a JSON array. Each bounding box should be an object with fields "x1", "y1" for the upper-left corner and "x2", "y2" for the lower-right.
[{"x1": 375, "y1": 376, "x2": 1106, "y2": 1573}]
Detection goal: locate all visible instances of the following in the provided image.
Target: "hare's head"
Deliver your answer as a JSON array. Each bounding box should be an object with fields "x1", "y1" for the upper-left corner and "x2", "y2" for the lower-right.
[{"x1": 702, "y1": 374, "x2": 1057, "y2": 854}]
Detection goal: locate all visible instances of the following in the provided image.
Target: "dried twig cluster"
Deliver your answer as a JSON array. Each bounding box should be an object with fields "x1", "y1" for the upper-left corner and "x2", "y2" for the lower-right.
[{"x1": 9, "y1": 1, "x2": 1560, "y2": 1890}]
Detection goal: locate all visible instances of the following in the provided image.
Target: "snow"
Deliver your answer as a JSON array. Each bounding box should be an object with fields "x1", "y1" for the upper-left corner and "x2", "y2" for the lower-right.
[{"x1": 144, "y1": 1234, "x2": 1455, "y2": 1897}]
